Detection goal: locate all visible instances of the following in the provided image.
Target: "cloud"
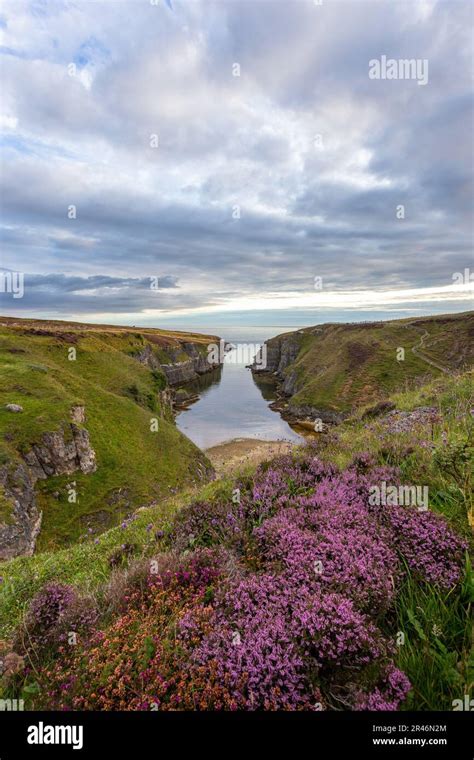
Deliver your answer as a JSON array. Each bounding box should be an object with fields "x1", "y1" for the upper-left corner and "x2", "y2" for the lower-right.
[{"x1": 0, "y1": 0, "x2": 472, "y2": 323}]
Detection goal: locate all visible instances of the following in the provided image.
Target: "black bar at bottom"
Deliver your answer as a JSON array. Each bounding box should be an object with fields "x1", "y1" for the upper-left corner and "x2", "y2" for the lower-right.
[{"x1": 0, "y1": 710, "x2": 472, "y2": 757}]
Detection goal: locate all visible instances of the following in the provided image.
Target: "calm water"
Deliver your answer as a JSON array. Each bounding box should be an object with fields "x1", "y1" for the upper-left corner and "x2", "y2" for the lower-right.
[{"x1": 173, "y1": 326, "x2": 304, "y2": 449}]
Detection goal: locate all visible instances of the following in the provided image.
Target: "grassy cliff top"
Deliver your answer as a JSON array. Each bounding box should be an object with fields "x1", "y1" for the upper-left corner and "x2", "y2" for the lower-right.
[
  {"x1": 0, "y1": 315, "x2": 219, "y2": 345},
  {"x1": 0, "y1": 317, "x2": 218, "y2": 551},
  {"x1": 271, "y1": 311, "x2": 474, "y2": 414}
]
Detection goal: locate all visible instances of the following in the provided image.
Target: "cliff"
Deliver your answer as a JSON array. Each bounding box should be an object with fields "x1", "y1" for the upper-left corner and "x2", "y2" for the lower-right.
[
  {"x1": 0, "y1": 317, "x2": 221, "y2": 558},
  {"x1": 251, "y1": 312, "x2": 474, "y2": 423},
  {"x1": 134, "y1": 340, "x2": 220, "y2": 386}
]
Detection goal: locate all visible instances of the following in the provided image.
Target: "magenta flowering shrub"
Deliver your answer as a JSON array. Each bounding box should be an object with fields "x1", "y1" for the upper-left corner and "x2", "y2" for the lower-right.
[
  {"x1": 354, "y1": 665, "x2": 412, "y2": 711},
  {"x1": 383, "y1": 506, "x2": 467, "y2": 588},
  {"x1": 26, "y1": 446, "x2": 466, "y2": 712},
  {"x1": 179, "y1": 571, "x2": 394, "y2": 710},
  {"x1": 15, "y1": 582, "x2": 78, "y2": 654},
  {"x1": 247, "y1": 452, "x2": 336, "y2": 522},
  {"x1": 254, "y1": 505, "x2": 398, "y2": 614},
  {"x1": 170, "y1": 500, "x2": 244, "y2": 551},
  {"x1": 168, "y1": 448, "x2": 466, "y2": 709},
  {"x1": 159, "y1": 547, "x2": 228, "y2": 590},
  {"x1": 180, "y1": 574, "x2": 313, "y2": 710}
]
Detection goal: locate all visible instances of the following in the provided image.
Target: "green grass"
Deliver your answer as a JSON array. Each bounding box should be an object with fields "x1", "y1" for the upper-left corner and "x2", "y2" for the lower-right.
[
  {"x1": 318, "y1": 371, "x2": 473, "y2": 527},
  {"x1": 0, "y1": 321, "x2": 217, "y2": 549},
  {"x1": 273, "y1": 311, "x2": 474, "y2": 415},
  {"x1": 391, "y1": 556, "x2": 473, "y2": 711}
]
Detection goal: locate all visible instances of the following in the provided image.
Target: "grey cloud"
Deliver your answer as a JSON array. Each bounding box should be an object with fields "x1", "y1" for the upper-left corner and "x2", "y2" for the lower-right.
[{"x1": 0, "y1": 0, "x2": 472, "y2": 321}]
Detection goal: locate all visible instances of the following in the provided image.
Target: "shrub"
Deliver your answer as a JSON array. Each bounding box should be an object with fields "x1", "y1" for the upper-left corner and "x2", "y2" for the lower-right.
[
  {"x1": 19, "y1": 448, "x2": 468, "y2": 711},
  {"x1": 14, "y1": 583, "x2": 77, "y2": 655}
]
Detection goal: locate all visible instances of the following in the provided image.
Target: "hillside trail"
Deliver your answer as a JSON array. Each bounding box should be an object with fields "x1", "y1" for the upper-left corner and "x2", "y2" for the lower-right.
[{"x1": 403, "y1": 323, "x2": 450, "y2": 374}]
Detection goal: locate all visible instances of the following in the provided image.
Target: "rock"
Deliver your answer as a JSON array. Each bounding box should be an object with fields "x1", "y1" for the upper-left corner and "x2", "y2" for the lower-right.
[
  {"x1": 287, "y1": 404, "x2": 345, "y2": 425},
  {"x1": 27, "y1": 433, "x2": 75, "y2": 477},
  {"x1": 70, "y1": 405, "x2": 86, "y2": 423},
  {"x1": 282, "y1": 370, "x2": 298, "y2": 396},
  {"x1": 133, "y1": 344, "x2": 161, "y2": 371},
  {"x1": 0, "y1": 422, "x2": 97, "y2": 559},
  {"x1": 161, "y1": 359, "x2": 200, "y2": 385},
  {"x1": 24, "y1": 425, "x2": 97, "y2": 478},
  {"x1": 277, "y1": 337, "x2": 302, "y2": 375},
  {"x1": 5, "y1": 404, "x2": 23, "y2": 413},
  {"x1": 72, "y1": 425, "x2": 97, "y2": 474},
  {"x1": 251, "y1": 334, "x2": 302, "y2": 374},
  {"x1": 250, "y1": 334, "x2": 348, "y2": 427},
  {"x1": 175, "y1": 388, "x2": 191, "y2": 403},
  {"x1": 134, "y1": 338, "x2": 222, "y2": 387},
  {"x1": 0, "y1": 462, "x2": 42, "y2": 560},
  {"x1": 159, "y1": 388, "x2": 174, "y2": 416}
]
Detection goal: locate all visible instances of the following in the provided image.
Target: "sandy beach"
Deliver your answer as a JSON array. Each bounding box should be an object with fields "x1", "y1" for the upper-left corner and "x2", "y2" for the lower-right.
[{"x1": 205, "y1": 437, "x2": 298, "y2": 475}]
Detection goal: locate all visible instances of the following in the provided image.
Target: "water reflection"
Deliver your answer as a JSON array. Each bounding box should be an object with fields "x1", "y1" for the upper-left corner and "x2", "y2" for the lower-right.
[
  {"x1": 180, "y1": 366, "x2": 223, "y2": 398},
  {"x1": 175, "y1": 351, "x2": 302, "y2": 450},
  {"x1": 251, "y1": 371, "x2": 280, "y2": 402}
]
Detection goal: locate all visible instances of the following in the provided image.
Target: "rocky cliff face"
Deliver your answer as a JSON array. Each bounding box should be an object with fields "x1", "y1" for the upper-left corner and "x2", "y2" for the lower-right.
[
  {"x1": 252, "y1": 333, "x2": 303, "y2": 375},
  {"x1": 23, "y1": 424, "x2": 96, "y2": 480},
  {"x1": 251, "y1": 332, "x2": 345, "y2": 424},
  {"x1": 0, "y1": 409, "x2": 97, "y2": 560},
  {"x1": 135, "y1": 340, "x2": 221, "y2": 387},
  {"x1": 0, "y1": 462, "x2": 42, "y2": 560}
]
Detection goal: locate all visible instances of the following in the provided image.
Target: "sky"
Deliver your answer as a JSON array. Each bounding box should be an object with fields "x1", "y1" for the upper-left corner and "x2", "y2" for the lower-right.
[{"x1": 0, "y1": 0, "x2": 473, "y2": 328}]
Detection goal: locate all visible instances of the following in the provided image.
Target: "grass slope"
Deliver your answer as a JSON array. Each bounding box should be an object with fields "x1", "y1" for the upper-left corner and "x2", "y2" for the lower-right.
[
  {"x1": 0, "y1": 317, "x2": 218, "y2": 550},
  {"x1": 276, "y1": 311, "x2": 474, "y2": 414}
]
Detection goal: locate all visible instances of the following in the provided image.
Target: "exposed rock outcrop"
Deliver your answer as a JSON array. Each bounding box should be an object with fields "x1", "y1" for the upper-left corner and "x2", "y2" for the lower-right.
[
  {"x1": 134, "y1": 344, "x2": 161, "y2": 371},
  {"x1": 0, "y1": 463, "x2": 42, "y2": 560},
  {"x1": 251, "y1": 332, "x2": 345, "y2": 426},
  {"x1": 23, "y1": 425, "x2": 97, "y2": 479},
  {"x1": 0, "y1": 416, "x2": 97, "y2": 560},
  {"x1": 252, "y1": 333, "x2": 303, "y2": 375},
  {"x1": 286, "y1": 403, "x2": 345, "y2": 425},
  {"x1": 134, "y1": 340, "x2": 221, "y2": 387},
  {"x1": 5, "y1": 404, "x2": 23, "y2": 413},
  {"x1": 71, "y1": 405, "x2": 86, "y2": 424},
  {"x1": 158, "y1": 388, "x2": 174, "y2": 416},
  {"x1": 281, "y1": 370, "x2": 298, "y2": 396}
]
